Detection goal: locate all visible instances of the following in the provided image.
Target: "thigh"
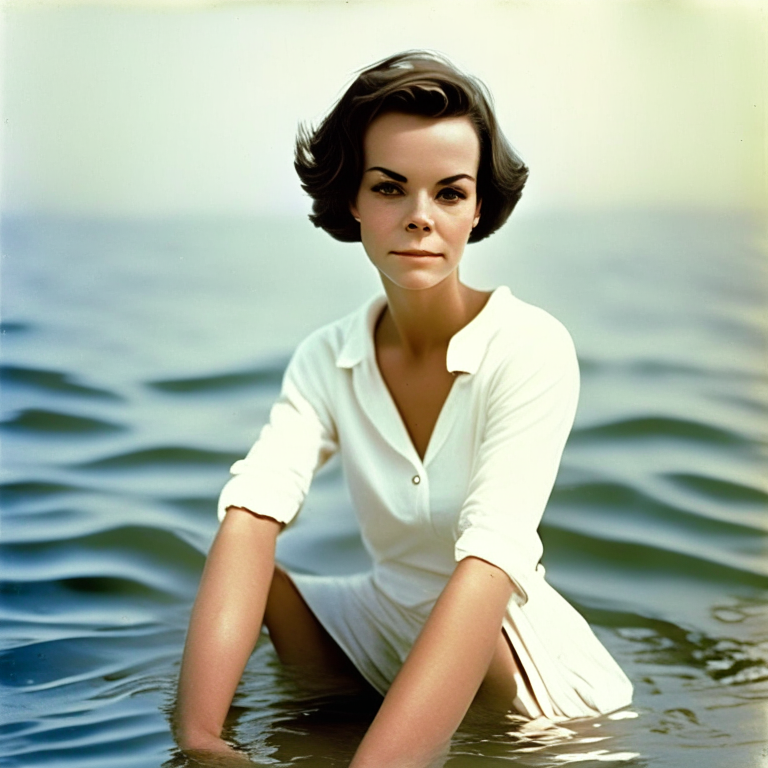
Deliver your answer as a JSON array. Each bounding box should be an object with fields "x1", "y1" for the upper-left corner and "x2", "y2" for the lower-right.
[
  {"x1": 264, "y1": 566, "x2": 367, "y2": 684},
  {"x1": 474, "y1": 630, "x2": 542, "y2": 718},
  {"x1": 474, "y1": 631, "x2": 520, "y2": 708}
]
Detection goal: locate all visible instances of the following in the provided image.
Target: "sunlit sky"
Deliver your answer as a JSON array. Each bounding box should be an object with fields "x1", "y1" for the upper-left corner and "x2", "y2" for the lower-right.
[{"x1": 1, "y1": 0, "x2": 766, "y2": 217}]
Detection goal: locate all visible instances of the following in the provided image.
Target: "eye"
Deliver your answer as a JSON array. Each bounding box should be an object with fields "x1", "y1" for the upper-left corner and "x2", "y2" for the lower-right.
[
  {"x1": 437, "y1": 187, "x2": 467, "y2": 203},
  {"x1": 371, "y1": 181, "x2": 403, "y2": 196}
]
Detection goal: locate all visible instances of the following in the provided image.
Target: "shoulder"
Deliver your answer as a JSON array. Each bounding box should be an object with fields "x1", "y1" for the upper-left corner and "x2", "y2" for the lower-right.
[
  {"x1": 489, "y1": 288, "x2": 577, "y2": 370},
  {"x1": 477, "y1": 290, "x2": 580, "y2": 416},
  {"x1": 287, "y1": 294, "x2": 379, "y2": 377},
  {"x1": 473, "y1": 288, "x2": 580, "y2": 408},
  {"x1": 292, "y1": 313, "x2": 353, "y2": 365}
]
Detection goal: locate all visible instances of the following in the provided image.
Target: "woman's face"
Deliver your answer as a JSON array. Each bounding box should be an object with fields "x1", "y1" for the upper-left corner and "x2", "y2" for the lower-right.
[{"x1": 350, "y1": 112, "x2": 481, "y2": 293}]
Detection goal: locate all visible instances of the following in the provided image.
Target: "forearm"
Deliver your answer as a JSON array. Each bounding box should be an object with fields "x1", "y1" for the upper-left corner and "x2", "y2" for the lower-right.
[
  {"x1": 174, "y1": 507, "x2": 281, "y2": 750},
  {"x1": 350, "y1": 557, "x2": 514, "y2": 768}
]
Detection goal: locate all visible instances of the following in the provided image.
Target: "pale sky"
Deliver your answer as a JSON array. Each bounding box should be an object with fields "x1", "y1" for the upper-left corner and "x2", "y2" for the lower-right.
[{"x1": 2, "y1": 0, "x2": 766, "y2": 217}]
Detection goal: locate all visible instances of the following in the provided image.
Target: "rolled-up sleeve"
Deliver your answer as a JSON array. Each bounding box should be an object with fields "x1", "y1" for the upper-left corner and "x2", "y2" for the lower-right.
[
  {"x1": 454, "y1": 323, "x2": 579, "y2": 605},
  {"x1": 217, "y1": 337, "x2": 339, "y2": 526}
]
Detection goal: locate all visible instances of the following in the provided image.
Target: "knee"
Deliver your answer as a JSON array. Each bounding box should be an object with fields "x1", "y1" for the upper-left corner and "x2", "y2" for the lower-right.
[{"x1": 264, "y1": 566, "x2": 298, "y2": 628}]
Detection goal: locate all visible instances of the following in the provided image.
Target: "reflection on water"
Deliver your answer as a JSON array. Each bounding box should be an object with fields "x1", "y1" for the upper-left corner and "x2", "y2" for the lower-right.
[{"x1": 1, "y1": 211, "x2": 766, "y2": 767}]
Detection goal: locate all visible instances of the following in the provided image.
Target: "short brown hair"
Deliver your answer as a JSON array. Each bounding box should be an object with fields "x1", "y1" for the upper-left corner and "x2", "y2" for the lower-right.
[{"x1": 294, "y1": 51, "x2": 529, "y2": 243}]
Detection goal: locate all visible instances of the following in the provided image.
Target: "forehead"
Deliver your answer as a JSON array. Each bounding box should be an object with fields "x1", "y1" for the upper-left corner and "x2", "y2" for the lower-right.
[{"x1": 362, "y1": 112, "x2": 480, "y2": 172}]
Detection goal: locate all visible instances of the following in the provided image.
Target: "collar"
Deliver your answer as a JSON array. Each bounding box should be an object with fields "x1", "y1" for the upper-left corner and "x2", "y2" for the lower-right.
[{"x1": 335, "y1": 286, "x2": 511, "y2": 375}]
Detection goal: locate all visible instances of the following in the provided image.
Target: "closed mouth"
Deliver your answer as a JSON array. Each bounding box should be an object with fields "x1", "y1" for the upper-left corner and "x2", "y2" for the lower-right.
[{"x1": 391, "y1": 250, "x2": 442, "y2": 257}]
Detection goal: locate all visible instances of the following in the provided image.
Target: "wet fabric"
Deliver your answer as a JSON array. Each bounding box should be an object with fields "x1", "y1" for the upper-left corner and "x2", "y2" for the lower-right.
[{"x1": 218, "y1": 286, "x2": 633, "y2": 719}]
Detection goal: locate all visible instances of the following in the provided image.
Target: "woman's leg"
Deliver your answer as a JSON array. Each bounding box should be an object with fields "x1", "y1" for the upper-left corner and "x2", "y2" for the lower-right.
[
  {"x1": 264, "y1": 566, "x2": 368, "y2": 684},
  {"x1": 265, "y1": 568, "x2": 539, "y2": 711},
  {"x1": 474, "y1": 630, "x2": 543, "y2": 718}
]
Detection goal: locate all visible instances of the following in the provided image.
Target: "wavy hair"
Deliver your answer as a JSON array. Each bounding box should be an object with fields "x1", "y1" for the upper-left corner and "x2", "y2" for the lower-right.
[{"x1": 295, "y1": 51, "x2": 529, "y2": 243}]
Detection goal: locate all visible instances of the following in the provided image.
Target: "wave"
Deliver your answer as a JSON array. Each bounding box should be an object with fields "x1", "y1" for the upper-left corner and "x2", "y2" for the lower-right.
[
  {"x1": 572, "y1": 415, "x2": 748, "y2": 447},
  {"x1": 2, "y1": 408, "x2": 125, "y2": 435},
  {"x1": 146, "y1": 359, "x2": 289, "y2": 394},
  {"x1": 77, "y1": 446, "x2": 237, "y2": 470},
  {"x1": 1, "y1": 365, "x2": 121, "y2": 400}
]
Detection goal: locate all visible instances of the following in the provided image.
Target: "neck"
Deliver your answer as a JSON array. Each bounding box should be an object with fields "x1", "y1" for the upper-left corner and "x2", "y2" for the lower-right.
[{"x1": 378, "y1": 273, "x2": 489, "y2": 358}]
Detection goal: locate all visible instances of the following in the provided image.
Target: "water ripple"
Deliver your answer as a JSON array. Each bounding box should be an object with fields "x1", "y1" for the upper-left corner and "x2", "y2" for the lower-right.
[
  {"x1": 147, "y1": 360, "x2": 289, "y2": 394},
  {"x1": 572, "y1": 416, "x2": 746, "y2": 447},
  {"x1": 544, "y1": 525, "x2": 768, "y2": 588},
  {"x1": 667, "y1": 473, "x2": 768, "y2": 509},
  {"x1": 0, "y1": 365, "x2": 121, "y2": 400},
  {"x1": 78, "y1": 446, "x2": 236, "y2": 470},
  {"x1": 2, "y1": 408, "x2": 125, "y2": 435},
  {"x1": 0, "y1": 526, "x2": 200, "y2": 598},
  {"x1": 0, "y1": 480, "x2": 83, "y2": 506}
]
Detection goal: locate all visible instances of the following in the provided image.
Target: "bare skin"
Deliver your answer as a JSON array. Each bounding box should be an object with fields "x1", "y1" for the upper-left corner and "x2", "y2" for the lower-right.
[
  {"x1": 175, "y1": 522, "x2": 519, "y2": 764},
  {"x1": 265, "y1": 565, "x2": 369, "y2": 683},
  {"x1": 175, "y1": 112, "x2": 528, "y2": 766},
  {"x1": 374, "y1": 286, "x2": 489, "y2": 461},
  {"x1": 349, "y1": 559, "x2": 515, "y2": 768},
  {"x1": 174, "y1": 508, "x2": 279, "y2": 760}
]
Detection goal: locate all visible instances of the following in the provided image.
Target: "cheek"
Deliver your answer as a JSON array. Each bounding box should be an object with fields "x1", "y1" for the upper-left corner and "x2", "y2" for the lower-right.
[
  {"x1": 447, "y1": 210, "x2": 477, "y2": 240},
  {"x1": 359, "y1": 204, "x2": 397, "y2": 237},
  {"x1": 357, "y1": 209, "x2": 389, "y2": 257}
]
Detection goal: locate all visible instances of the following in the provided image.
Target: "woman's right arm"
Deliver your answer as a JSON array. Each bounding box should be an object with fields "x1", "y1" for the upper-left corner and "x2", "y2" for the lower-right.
[{"x1": 174, "y1": 506, "x2": 281, "y2": 756}]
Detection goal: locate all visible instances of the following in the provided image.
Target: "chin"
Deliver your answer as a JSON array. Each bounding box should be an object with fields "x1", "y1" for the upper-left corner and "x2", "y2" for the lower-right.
[{"x1": 383, "y1": 271, "x2": 454, "y2": 292}]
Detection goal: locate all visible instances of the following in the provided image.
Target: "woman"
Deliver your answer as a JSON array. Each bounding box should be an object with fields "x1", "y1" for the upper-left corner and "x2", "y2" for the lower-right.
[{"x1": 174, "y1": 51, "x2": 633, "y2": 767}]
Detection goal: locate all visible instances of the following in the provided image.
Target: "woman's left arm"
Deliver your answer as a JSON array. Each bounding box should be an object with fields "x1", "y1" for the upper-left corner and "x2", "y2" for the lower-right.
[
  {"x1": 350, "y1": 319, "x2": 580, "y2": 767},
  {"x1": 349, "y1": 556, "x2": 514, "y2": 768}
]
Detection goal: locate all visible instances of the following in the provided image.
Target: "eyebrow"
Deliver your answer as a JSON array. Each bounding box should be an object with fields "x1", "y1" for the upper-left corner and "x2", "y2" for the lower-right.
[{"x1": 365, "y1": 167, "x2": 476, "y2": 185}]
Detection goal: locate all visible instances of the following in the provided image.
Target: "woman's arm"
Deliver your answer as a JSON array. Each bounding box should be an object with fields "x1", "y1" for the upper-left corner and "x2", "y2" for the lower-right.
[
  {"x1": 174, "y1": 507, "x2": 281, "y2": 755},
  {"x1": 349, "y1": 556, "x2": 515, "y2": 768}
]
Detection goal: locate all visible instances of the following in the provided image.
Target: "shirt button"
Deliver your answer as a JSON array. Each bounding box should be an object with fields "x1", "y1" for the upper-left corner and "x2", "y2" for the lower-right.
[{"x1": 412, "y1": 475, "x2": 421, "y2": 485}]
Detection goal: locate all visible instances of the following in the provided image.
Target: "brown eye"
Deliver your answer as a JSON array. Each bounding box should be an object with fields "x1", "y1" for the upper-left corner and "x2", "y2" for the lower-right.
[
  {"x1": 438, "y1": 188, "x2": 466, "y2": 202},
  {"x1": 372, "y1": 182, "x2": 403, "y2": 196}
]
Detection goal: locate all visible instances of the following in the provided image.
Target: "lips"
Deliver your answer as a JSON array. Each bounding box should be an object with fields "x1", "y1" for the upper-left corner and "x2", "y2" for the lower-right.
[{"x1": 391, "y1": 250, "x2": 442, "y2": 257}]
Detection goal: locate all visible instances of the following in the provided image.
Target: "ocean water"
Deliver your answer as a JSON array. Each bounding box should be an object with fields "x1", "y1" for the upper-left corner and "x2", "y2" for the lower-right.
[{"x1": 1, "y1": 211, "x2": 766, "y2": 767}]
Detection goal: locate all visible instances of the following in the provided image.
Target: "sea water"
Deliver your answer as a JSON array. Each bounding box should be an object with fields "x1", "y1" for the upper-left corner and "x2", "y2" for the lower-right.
[{"x1": 1, "y1": 210, "x2": 766, "y2": 767}]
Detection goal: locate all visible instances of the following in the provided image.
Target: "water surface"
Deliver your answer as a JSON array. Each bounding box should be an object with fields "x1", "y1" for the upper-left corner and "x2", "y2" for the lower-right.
[{"x1": 1, "y1": 211, "x2": 766, "y2": 766}]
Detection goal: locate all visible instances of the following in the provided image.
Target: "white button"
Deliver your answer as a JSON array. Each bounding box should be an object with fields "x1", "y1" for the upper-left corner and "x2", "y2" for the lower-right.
[{"x1": 412, "y1": 475, "x2": 421, "y2": 485}]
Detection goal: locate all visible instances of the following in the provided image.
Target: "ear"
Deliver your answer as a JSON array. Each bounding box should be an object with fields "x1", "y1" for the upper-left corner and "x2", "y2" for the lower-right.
[
  {"x1": 350, "y1": 200, "x2": 361, "y2": 223},
  {"x1": 472, "y1": 199, "x2": 482, "y2": 229}
]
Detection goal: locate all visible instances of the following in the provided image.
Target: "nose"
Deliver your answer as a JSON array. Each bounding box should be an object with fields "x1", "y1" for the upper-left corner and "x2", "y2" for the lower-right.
[{"x1": 405, "y1": 194, "x2": 433, "y2": 233}]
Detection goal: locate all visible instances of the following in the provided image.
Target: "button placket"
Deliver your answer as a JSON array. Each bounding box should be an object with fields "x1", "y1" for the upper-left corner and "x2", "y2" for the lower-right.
[{"x1": 409, "y1": 465, "x2": 430, "y2": 529}]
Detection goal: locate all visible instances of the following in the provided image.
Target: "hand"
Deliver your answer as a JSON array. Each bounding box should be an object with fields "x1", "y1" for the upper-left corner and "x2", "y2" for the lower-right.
[{"x1": 177, "y1": 731, "x2": 255, "y2": 767}]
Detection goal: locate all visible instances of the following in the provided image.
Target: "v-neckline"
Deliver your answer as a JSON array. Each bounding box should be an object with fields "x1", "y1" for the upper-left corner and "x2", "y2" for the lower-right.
[
  {"x1": 354, "y1": 287, "x2": 500, "y2": 467},
  {"x1": 370, "y1": 349, "x2": 460, "y2": 467},
  {"x1": 370, "y1": 302, "x2": 462, "y2": 467}
]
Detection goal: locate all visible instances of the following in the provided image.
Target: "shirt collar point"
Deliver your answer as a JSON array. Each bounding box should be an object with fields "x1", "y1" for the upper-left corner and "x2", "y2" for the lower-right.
[
  {"x1": 444, "y1": 286, "x2": 510, "y2": 375},
  {"x1": 335, "y1": 353, "x2": 361, "y2": 369}
]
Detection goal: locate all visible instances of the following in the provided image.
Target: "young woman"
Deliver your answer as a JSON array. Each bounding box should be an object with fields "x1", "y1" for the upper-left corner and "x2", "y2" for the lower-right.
[{"x1": 174, "y1": 51, "x2": 633, "y2": 767}]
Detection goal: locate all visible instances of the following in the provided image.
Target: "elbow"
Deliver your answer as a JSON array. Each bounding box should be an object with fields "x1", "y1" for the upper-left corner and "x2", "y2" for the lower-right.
[{"x1": 456, "y1": 556, "x2": 517, "y2": 602}]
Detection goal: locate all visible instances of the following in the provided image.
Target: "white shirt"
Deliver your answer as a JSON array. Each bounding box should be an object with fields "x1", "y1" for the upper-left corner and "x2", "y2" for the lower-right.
[{"x1": 218, "y1": 286, "x2": 633, "y2": 719}]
